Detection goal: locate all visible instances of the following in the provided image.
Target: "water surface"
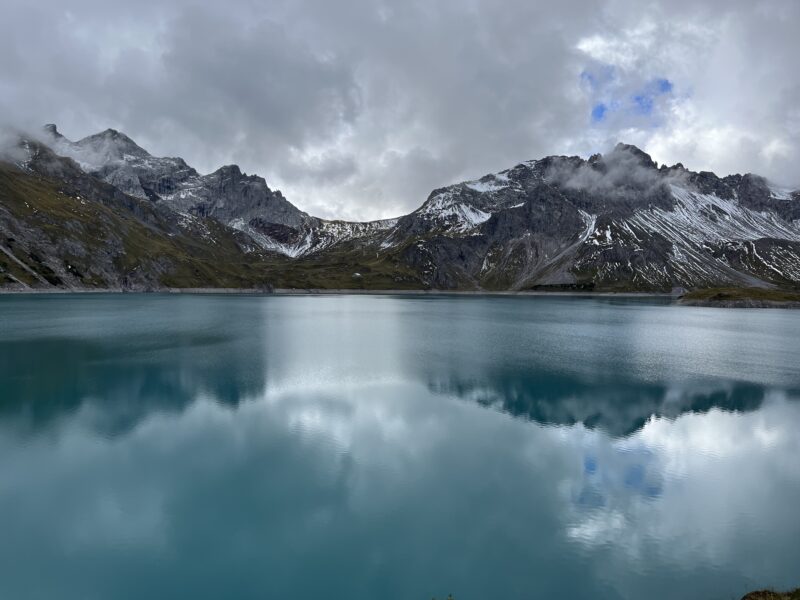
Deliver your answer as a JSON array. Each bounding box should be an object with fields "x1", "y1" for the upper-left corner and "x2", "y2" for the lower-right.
[{"x1": 1, "y1": 294, "x2": 799, "y2": 600}]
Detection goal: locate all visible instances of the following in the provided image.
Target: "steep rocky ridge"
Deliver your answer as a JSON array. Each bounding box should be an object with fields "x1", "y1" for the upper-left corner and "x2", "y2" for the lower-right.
[
  {"x1": 2, "y1": 125, "x2": 798, "y2": 293},
  {"x1": 374, "y1": 144, "x2": 800, "y2": 290},
  {"x1": 0, "y1": 139, "x2": 276, "y2": 290},
  {"x1": 40, "y1": 125, "x2": 395, "y2": 258}
]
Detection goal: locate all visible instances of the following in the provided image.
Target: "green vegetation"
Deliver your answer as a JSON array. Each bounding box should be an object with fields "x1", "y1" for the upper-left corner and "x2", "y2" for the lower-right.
[
  {"x1": 428, "y1": 591, "x2": 800, "y2": 599},
  {"x1": 0, "y1": 163, "x2": 429, "y2": 291},
  {"x1": 742, "y1": 589, "x2": 800, "y2": 600},
  {"x1": 264, "y1": 240, "x2": 424, "y2": 290},
  {"x1": 0, "y1": 164, "x2": 277, "y2": 289},
  {"x1": 4, "y1": 162, "x2": 800, "y2": 297},
  {"x1": 681, "y1": 287, "x2": 800, "y2": 304}
]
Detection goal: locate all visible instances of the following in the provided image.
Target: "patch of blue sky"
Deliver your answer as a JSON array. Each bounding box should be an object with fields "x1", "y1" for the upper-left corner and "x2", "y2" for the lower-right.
[
  {"x1": 580, "y1": 64, "x2": 616, "y2": 91},
  {"x1": 656, "y1": 78, "x2": 673, "y2": 93},
  {"x1": 631, "y1": 93, "x2": 655, "y2": 115},
  {"x1": 591, "y1": 103, "x2": 608, "y2": 122},
  {"x1": 584, "y1": 71, "x2": 675, "y2": 124},
  {"x1": 629, "y1": 77, "x2": 674, "y2": 115}
]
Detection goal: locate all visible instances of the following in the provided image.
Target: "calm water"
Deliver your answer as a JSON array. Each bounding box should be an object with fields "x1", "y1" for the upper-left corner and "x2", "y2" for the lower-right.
[{"x1": 1, "y1": 294, "x2": 799, "y2": 600}]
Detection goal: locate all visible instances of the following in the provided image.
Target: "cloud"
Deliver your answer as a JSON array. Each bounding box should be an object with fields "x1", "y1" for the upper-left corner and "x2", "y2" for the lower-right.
[
  {"x1": 3, "y1": 369, "x2": 799, "y2": 599},
  {"x1": 540, "y1": 145, "x2": 690, "y2": 207},
  {"x1": 0, "y1": 126, "x2": 28, "y2": 164},
  {"x1": 0, "y1": 0, "x2": 798, "y2": 220}
]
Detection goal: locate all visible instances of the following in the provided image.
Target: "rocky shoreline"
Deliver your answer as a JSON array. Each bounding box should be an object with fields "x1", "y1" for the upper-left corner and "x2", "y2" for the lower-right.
[
  {"x1": 679, "y1": 298, "x2": 800, "y2": 308},
  {"x1": 0, "y1": 286, "x2": 673, "y2": 298},
  {"x1": 678, "y1": 287, "x2": 800, "y2": 309},
  {"x1": 742, "y1": 590, "x2": 800, "y2": 600},
  {"x1": 4, "y1": 131, "x2": 800, "y2": 297},
  {"x1": 5, "y1": 285, "x2": 800, "y2": 309}
]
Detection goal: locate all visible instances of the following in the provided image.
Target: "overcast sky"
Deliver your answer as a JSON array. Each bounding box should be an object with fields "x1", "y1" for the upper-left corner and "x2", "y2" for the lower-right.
[{"x1": 1, "y1": 0, "x2": 798, "y2": 220}]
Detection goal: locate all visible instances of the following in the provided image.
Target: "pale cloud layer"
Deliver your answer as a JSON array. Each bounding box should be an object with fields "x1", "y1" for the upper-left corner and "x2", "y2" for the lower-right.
[{"x1": 1, "y1": 0, "x2": 798, "y2": 220}]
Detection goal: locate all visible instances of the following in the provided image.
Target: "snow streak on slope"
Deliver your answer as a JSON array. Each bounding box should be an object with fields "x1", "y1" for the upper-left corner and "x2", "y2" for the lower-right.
[
  {"x1": 630, "y1": 185, "x2": 800, "y2": 245},
  {"x1": 418, "y1": 189, "x2": 491, "y2": 232},
  {"x1": 310, "y1": 218, "x2": 400, "y2": 254},
  {"x1": 228, "y1": 218, "x2": 312, "y2": 258},
  {"x1": 578, "y1": 210, "x2": 598, "y2": 244},
  {"x1": 769, "y1": 184, "x2": 796, "y2": 201},
  {"x1": 411, "y1": 165, "x2": 539, "y2": 235},
  {"x1": 32, "y1": 127, "x2": 800, "y2": 289},
  {"x1": 620, "y1": 185, "x2": 800, "y2": 285},
  {"x1": 464, "y1": 172, "x2": 511, "y2": 193},
  {"x1": 230, "y1": 217, "x2": 398, "y2": 258}
]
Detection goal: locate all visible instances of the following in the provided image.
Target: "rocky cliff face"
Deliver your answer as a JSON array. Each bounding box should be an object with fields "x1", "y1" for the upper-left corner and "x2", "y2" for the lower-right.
[
  {"x1": 2, "y1": 125, "x2": 798, "y2": 292},
  {"x1": 372, "y1": 144, "x2": 800, "y2": 290},
  {"x1": 0, "y1": 138, "x2": 275, "y2": 291},
  {"x1": 39, "y1": 125, "x2": 395, "y2": 258}
]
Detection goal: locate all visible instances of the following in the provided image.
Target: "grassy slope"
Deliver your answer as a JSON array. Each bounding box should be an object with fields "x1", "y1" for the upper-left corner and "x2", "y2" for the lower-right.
[
  {"x1": 681, "y1": 287, "x2": 800, "y2": 303},
  {"x1": 3, "y1": 161, "x2": 800, "y2": 294},
  {"x1": 266, "y1": 239, "x2": 424, "y2": 290},
  {"x1": 434, "y1": 592, "x2": 800, "y2": 600},
  {"x1": 0, "y1": 162, "x2": 428, "y2": 291},
  {"x1": 0, "y1": 163, "x2": 278, "y2": 289},
  {"x1": 742, "y1": 590, "x2": 800, "y2": 600}
]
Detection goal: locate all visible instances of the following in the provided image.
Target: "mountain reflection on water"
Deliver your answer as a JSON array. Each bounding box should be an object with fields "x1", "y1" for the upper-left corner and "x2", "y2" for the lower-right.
[
  {"x1": 429, "y1": 372, "x2": 773, "y2": 437},
  {"x1": 1, "y1": 294, "x2": 799, "y2": 600}
]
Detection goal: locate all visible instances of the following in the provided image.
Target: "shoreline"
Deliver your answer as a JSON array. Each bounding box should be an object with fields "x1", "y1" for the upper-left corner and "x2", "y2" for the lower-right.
[
  {"x1": 679, "y1": 298, "x2": 800, "y2": 309},
  {"x1": 2, "y1": 287, "x2": 799, "y2": 308},
  {"x1": 0, "y1": 286, "x2": 675, "y2": 298}
]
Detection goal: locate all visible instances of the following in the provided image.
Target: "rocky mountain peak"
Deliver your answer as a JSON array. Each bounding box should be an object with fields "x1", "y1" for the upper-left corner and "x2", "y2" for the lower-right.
[
  {"x1": 42, "y1": 123, "x2": 63, "y2": 139},
  {"x1": 213, "y1": 164, "x2": 243, "y2": 178},
  {"x1": 660, "y1": 162, "x2": 686, "y2": 175},
  {"x1": 75, "y1": 128, "x2": 150, "y2": 159},
  {"x1": 5, "y1": 126, "x2": 800, "y2": 291},
  {"x1": 610, "y1": 143, "x2": 658, "y2": 170}
]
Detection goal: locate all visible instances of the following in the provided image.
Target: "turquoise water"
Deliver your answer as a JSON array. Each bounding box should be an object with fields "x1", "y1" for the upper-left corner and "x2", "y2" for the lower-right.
[{"x1": 1, "y1": 294, "x2": 799, "y2": 600}]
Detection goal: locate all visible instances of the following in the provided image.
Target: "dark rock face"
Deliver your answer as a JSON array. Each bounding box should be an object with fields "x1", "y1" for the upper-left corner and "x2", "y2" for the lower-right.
[
  {"x1": 376, "y1": 145, "x2": 800, "y2": 290},
  {"x1": 38, "y1": 126, "x2": 322, "y2": 251},
  {"x1": 196, "y1": 165, "x2": 311, "y2": 229},
  {"x1": 0, "y1": 141, "x2": 272, "y2": 291},
  {"x1": 248, "y1": 219, "x2": 304, "y2": 245},
  {"x1": 727, "y1": 174, "x2": 800, "y2": 222},
  {"x1": 374, "y1": 144, "x2": 800, "y2": 290},
  {"x1": 6, "y1": 125, "x2": 799, "y2": 292}
]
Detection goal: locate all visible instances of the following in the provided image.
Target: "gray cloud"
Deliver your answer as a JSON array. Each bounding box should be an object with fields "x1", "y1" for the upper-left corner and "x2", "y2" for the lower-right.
[
  {"x1": 0, "y1": 128, "x2": 27, "y2": 165},
  {"x1": 544, "y1": 145, "x2": 691, "y2": 201},
  {"x1": 1, "y1": 0, "x2": 798, "y2": 220}
]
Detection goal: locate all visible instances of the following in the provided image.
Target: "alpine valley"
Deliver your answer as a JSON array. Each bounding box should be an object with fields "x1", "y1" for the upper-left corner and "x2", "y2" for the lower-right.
[{"x1": 1, "y1": 124, "x2": 799, "y2": 293}]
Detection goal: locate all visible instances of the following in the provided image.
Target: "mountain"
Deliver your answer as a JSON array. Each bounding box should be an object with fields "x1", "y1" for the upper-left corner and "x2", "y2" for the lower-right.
[
  {"x1": 0, "y1": 138, "x2": 276, "y2": 290},
  {"x1": 378, "y1": 144, "x2": 800, "y2": 290},
  {"x1": 1, "y1": 125, "x2": 798, "y2": 292},
  {"x1": 40, "y1": 125, "x2": 396, "y2": 258}
]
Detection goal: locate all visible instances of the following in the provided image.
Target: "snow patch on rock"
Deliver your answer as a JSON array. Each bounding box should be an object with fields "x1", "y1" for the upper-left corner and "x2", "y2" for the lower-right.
[
  {"x1": 769, "y1": 184, "x2": 796, "y2": 201},
  {"x1": 419, "y1": 190, "x2": 491, "y2": 232},
  {"x1": 465, "y1": 174, "x2": 510, "y2": 193}
]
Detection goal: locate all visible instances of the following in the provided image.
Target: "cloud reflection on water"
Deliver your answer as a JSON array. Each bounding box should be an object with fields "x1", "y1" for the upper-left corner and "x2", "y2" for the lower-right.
[{"x1": 1, "y1": 294, "x2": 799, "y2": 599}]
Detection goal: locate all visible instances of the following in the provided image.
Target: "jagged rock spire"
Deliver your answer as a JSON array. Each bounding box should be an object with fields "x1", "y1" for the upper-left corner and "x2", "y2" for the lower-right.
[{"x1": 43, "y1": 123, "x2": 63, "y2": 139}]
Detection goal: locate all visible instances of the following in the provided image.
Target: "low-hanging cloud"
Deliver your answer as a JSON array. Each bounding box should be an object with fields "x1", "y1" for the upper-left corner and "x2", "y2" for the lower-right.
[
  {"x1": 1, "y1": 0, "x2": 798, "y2": 220},
  {"x1": 544, "y1": 145, "x2": 690, "y2": 200},
  {"x1": 0, "y1": 125, "x2": 31, "y2": 165}
]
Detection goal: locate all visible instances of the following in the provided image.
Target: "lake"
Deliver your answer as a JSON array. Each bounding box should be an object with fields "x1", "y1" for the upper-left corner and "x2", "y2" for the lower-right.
[{"x1": 1, "y1": 293, "x2": 799, "y2": 600}]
